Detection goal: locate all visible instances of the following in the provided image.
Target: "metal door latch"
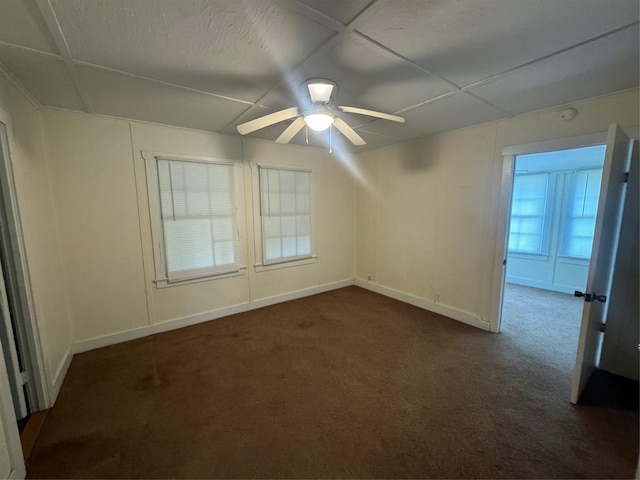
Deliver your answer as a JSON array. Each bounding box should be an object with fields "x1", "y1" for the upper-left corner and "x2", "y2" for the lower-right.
[{"x1": 574, "y1": 290, "x2": 607, "y2": 303}]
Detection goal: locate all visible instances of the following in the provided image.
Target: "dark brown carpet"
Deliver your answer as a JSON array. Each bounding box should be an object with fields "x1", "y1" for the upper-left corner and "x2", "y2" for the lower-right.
[{"x1": 27, "y1": 286, "x2": 638, "y2": 478}]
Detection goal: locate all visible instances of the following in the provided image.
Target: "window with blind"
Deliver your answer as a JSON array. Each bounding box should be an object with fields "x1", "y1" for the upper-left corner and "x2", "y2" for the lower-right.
[
  {"x1": 145, "y1": 153, "x2": 242, "y2": 285},
  {"x1": 258, "y1": 166, "x2": 313, "y2": 266},
  {"x1": 562, "y1": 168, "x2": 603, "y2": 258},
  {"x1": 508, "y1": 173, "x2": 550, "y2": 254}
]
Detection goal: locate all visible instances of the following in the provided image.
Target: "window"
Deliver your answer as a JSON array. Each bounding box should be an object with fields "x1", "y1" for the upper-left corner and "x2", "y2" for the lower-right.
[
  {"x1": 562, "y1": 168, "x2": 602, "y2": 258},
  {"x1": 258, "y1": 166, "x2": 313, "y2": 266},
  {"x1": 508, "y1": 173, "x2": 550, "y2": 254},
  {"x1": 144, "y1": 152, "x2": 242, "y2": 285}
]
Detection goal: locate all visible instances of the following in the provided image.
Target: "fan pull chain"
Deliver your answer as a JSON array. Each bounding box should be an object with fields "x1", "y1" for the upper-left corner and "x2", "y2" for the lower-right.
[{"x1": 305, "y1": 124, "x2": 309, "y2": 144}]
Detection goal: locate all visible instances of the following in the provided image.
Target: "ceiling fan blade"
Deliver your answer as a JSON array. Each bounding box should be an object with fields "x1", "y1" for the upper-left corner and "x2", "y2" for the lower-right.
[
  {"x1": 276, "y1": 117, "x2": 305, "y2": 144},
  {"x1": 236, "y1": 107, "x2": 299, "y2": 135},
  {"x1": 333, "y1": 118, "x2": 366, "y2": 146},
  {"x1": 338, "y1": 106, "x2": 405, "y2": 123}
]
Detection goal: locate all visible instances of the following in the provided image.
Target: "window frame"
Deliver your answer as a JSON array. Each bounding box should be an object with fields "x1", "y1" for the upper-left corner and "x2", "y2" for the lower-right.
[
  {"x1": 559, "y1": 167, "x2": 604, "y2": 260},
  {"x1": 507, "y1": 171, "x2": 553, "y2": 255},
  {"x1": 143, "y1": 151, "x2": 246, "y2": 288},
  {"x1": 252, "y1": 163, "x2": 316, "y2": 271}
]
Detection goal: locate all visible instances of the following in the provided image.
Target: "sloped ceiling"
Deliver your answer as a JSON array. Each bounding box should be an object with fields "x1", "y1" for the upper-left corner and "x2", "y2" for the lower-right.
[{"x1": 0, "y1": 0, "x2": 638, "y2": 151}]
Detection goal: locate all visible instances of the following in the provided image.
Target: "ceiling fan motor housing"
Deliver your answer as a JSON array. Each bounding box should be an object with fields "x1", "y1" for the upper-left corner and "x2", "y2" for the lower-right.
[{"x1": 303, "y1": 78, "x2": 337, "y2": 104}]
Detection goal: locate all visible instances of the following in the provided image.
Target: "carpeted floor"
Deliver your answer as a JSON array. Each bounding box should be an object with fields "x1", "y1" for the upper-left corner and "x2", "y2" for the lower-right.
[
  {"x1": 27, "y1": 286, "x2": 638, "y2": 478},
  {"x1": 501, "y1": 282, "x2": 584, "y2": 371}
]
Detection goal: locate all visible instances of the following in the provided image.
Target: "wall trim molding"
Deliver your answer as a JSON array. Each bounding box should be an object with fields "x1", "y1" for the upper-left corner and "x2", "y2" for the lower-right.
[
  {"x1": 8, "y1": 466, "x2": 26, "y2": 480},
  {"x1": 71, "y1": 277, "x2": 493, "y2": 356},
  {"x1": 73, "y1": 279, "x2": 354, "y2": 354},
  {"x1": 50, "y1": 346, "x2": 73, "y2": 404},
  {"x1": 354, "y1": 278, "x2": 490, "y2": 331}
]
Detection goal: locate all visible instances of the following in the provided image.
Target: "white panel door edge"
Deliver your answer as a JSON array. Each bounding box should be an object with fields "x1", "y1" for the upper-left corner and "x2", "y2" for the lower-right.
[
  {"x1": 0, "y1": 256, "x2": 27, "y2": 419},
  {"x1": 570, "y1": 124, "x2": 632, "y2": 404}
]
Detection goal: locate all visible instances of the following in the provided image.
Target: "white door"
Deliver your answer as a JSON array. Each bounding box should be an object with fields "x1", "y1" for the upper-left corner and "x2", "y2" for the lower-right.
[
  {"x1": 571, "y1": 124, "x2": 632, "y2": 404},
  {"x1": 0, "y1": 334, "x2": 26, "y2": 478},
  {"x1": 0, "y1": 256, "x2": 27, "y2": 419}
]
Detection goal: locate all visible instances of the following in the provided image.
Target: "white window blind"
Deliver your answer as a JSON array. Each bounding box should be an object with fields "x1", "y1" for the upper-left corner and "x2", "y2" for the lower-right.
[
  {"x1": 562, "y1": 168, "x2": 602, "y2": 258},
  {"x1": 508, "y1": 173, "x2": 549, "y2": 254},
  {"x1": 157, "y1": 158, "x2": 239, "y2": 281},
  {"x1": 259, "y1": 167, "x2": 312, "y2": 265}
]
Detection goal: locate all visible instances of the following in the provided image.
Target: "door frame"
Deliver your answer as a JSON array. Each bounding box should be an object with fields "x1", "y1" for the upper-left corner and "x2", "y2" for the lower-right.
[
  {"x1": 0, "y1": 105, "x2": 50, "y2": 412},
  {"x1": 0, "y1": 331, "x2": 26, "y2": 478},
  {"x1": 489, "y1": 131, "x2": 608, "y2": 333}
]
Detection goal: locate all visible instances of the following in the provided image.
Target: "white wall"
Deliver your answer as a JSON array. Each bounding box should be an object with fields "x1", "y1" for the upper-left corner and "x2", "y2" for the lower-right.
[
  {"x1": 355, "y1": 89, "x2": 639, "y2": 335},
  {"x1": 42, "y1": 110, "x2": 355, "y2": 348},
  {"x1": 0, "y1": 74, "x2": 73, "y2": 399},
  {"x1": 355, "y1": 124, "x2": 496, "y2": 329},
  {"x1": 0, "y1": 72, "x2": 74, "y2": 478}
]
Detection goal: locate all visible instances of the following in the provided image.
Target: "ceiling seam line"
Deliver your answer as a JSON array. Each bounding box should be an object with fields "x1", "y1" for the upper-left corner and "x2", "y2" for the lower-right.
[
  {"x1": 350, "y1": 30, "x2": 462, "y2": 92},
  {"x1": 0, "y1": 62, "x2": 42, "y2": 109},
  {"x1": 73, "y1": 60, "x2": 257, "y2": 107},
  {"x1": 462, "y1": 20, "x2": 640, "y2": 92},
  {"x1": 220, "y1": 0, "x2": 382, "y2": 133},
  {"x1": 0, "y1": 41, "x2": 62, "y2": 59},
  {"x1": 353, "y1": 128, "x2": 406, "y2": 139},
  {"x1": 461, "y1": 91, "x2": 515, "y2": 118},
  {"x1": 289, "y1": 1, "x2": 345, "y2": 33},
  {"x1": 40, "y1": 105, "x2": 248, "y2": 137},
  {"x1": 35, "y1": 0, "x2": 94, "y2": 113},
  {"x1": 393, "y1": 92, "x2": 458, "y2": 116}
]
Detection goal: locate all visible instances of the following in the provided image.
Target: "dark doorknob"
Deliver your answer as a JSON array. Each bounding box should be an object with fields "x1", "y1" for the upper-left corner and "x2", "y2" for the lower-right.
[{"x1": 574, "y1": 291, "x2": 607, "y2": 303}]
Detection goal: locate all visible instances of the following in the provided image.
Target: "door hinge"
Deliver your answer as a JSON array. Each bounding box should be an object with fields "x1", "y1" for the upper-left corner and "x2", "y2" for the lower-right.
[
  {"x1": 20, "y1": 371, "x2": 28, "y2": 385},
  {"x1": 624, "y1": 172, "x2": 629, "y2": 183},
  {"x1": 599, "y1": 322, "x2": 606, "y2": 333}
]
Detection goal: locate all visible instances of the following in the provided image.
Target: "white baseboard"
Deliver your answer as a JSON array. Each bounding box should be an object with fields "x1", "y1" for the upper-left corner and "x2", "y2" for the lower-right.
[
  {"x1": 73, "y1": 279, "x2": 354, "y2": 354},
  {"x1": 49, "y1": 346, "x2": 73, "y2": 405},
  {"x1": 8, "y1": 466, "x2": 26, "y2": 480},
  {"x1": 505, "y1": 276, "x2": 575, "y2": 294},
  {"x1": 354, "y1": 278, "x2": 490, "y2": 331}
]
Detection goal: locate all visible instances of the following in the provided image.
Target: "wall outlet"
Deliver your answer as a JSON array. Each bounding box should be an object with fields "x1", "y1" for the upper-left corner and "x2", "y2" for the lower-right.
[
  {"x1": 367, "y1": 275, "x2": 372, "y2": 281},
  {"x1": 434, "y1": 292, "x2": 440, "y2": 303}
]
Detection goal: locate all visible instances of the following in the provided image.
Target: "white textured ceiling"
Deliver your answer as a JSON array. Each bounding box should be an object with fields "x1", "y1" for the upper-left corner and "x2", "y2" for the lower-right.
[{"x1": 0, "y1": 0, "x2": 638, "y2": 151}]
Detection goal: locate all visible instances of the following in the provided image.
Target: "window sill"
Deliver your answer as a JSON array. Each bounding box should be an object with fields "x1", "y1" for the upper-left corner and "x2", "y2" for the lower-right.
[
  {"x1": 153, "y1": 267, "x2": 246, "y2": 288},
  {"x1": 557, "y1": 256, "x2": 590, "y2": 264},
  {"x1": 507, "y1": 252, "x2": 549, "y2": 261},
  {"x1": 254, "y1": 256, "x2": 317, "y2": 272}
]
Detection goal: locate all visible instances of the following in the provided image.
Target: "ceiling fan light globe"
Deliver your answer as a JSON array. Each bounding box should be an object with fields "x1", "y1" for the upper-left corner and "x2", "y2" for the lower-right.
[{"x1": 305, "y1": 113, "x2": 334, "y2": 132}]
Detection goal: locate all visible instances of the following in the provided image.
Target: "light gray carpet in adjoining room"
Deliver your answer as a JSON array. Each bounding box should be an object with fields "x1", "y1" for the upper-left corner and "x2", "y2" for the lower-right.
[{"x1": 500, "y1": 282, "x2": 584, "y2": 371}]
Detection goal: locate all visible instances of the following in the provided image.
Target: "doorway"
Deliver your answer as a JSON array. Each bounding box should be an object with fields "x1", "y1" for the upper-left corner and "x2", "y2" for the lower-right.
[
  {"x1": 493, "y1": 126, "x2": 636, "y2": 405},
  {"x1": 500, "y1": 144, "x2": 606, "y2": 369},
  {"x1": 0, "y1": 117, "x2": 49, "y2": 428}
]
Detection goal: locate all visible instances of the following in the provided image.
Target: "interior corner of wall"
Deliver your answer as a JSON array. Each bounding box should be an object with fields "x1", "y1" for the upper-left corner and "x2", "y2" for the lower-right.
[{"x1": 49, "y1": 344, "x2": 73, "y2": 406}]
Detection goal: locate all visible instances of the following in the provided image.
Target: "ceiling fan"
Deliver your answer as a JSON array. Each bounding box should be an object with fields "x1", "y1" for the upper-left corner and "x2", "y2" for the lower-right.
[{"x1": 236, "y1": 79, "x2": 405, "y2": 146}]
